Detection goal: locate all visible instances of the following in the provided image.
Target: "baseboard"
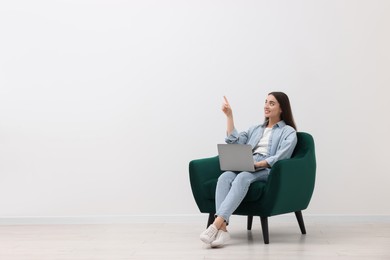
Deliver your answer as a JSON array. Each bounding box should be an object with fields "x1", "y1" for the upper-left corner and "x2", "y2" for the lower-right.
[
  {"x1": 1, "y1": 214, "x2": 389, "y2": 225},
  {"x1": 0, "y1": 214, "x2": 206, "y2": 225}
]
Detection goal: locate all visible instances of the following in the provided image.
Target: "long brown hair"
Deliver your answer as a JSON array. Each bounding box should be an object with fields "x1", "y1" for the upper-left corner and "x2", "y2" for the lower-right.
[{"x1": 266, "y1": 92, "x2": 297, "y2": 130}]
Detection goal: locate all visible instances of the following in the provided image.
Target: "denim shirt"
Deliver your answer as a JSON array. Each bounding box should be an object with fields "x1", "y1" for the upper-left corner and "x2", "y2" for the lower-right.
[{"x1": 225, "y1": 120, "x2": 297, "y2": 167}]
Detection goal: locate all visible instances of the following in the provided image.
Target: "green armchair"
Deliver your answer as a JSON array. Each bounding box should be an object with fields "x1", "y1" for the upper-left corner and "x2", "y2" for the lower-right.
[{"x1": 189, "y1": 132, "x2": 316, "y2": 244}]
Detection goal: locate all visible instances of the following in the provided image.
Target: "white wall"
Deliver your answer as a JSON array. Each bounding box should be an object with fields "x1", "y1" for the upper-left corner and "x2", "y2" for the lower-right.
[{"x1": 1, "y1": 0, "x2": 389, "y2": 220}]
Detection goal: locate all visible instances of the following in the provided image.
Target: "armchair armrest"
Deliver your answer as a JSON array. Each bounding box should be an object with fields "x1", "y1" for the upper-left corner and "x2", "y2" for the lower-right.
[
  {"x1": 189, "y1": 156, "x2": 222, "y2": 213},
  {"x1": 189, "y1": 156, "x2": 222, "y2": 183}
]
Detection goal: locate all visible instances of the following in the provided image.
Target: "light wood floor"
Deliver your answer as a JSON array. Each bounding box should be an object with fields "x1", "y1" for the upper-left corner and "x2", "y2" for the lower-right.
[{"x1": 1, "y1": 216, "x2": 389, "y2": 260}]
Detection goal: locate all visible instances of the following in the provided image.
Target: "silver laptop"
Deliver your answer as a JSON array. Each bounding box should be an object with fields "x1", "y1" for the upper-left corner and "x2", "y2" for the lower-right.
[{"x1": 217, "y1": 144, "x2": 266, "y2": 172}]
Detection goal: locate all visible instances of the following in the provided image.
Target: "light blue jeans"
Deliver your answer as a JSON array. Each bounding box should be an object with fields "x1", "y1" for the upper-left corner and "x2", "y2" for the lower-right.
[{"x1": 215, "y1": 154, "x2": 270, "y2": 223}]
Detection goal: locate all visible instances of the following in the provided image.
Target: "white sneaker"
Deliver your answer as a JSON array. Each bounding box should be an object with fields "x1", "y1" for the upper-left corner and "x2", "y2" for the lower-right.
[
  {"x1": 210, "y1": 230, "x2": 230, "y2": 248},
  {"x1": 200, "y1": 224, "x2": 218, "y2": 244}
]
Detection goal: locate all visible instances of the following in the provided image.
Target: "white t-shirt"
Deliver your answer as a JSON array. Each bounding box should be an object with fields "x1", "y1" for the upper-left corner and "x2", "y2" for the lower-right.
[{"x1": 253, "y1": 127, "x2": 272, "y2": 156}]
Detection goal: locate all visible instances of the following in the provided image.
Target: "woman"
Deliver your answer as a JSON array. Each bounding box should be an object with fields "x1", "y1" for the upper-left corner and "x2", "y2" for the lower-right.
[{"x1": 200, "y1": 92, "x2": 298, "y2": 247}]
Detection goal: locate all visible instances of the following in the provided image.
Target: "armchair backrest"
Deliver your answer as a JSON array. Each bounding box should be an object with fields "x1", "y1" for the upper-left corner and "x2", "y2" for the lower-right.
[{"x1": 293, "y1": 132, "x2": 316, "y2": 161}]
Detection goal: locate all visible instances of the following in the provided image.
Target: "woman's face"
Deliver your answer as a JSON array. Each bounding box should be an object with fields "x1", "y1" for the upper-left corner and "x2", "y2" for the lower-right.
[{"x1": 264, "y1": 94, "x2": 282, "y2": 120}]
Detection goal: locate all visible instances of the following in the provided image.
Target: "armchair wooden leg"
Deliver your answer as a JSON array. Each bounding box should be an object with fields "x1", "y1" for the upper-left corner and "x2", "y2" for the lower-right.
[
  {"x1": 260, "y1": 216, "x2": 269, "y2": 244},
  {"x1": 207, "y1": 213, "x2": 215, "y2": 228},
  {"x1": 295, "y1": 211, "x2": 307, "y2": 234},
  {"x1": 247, "y1": 215, "x2": 253, "y2": 230}
]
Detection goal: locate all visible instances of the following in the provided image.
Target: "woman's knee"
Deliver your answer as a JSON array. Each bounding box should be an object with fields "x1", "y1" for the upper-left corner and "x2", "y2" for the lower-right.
[
  {"x1": 232, "y1": 172, "x2": 253, "y2": 186},
  {"x1": 217, "y1": 171, "x2": 236, "y2": 183}
]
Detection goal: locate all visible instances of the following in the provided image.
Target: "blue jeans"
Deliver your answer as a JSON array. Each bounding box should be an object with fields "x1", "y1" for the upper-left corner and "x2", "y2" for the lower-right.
[{"x1": 215, "y1": 154, "x2": 270, "y2": 223}]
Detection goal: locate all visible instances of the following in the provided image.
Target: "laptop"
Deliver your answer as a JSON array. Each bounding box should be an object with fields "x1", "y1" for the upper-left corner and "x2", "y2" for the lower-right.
[{"x1": 217, "y1": 144, "x2": 266, "y2": 172}]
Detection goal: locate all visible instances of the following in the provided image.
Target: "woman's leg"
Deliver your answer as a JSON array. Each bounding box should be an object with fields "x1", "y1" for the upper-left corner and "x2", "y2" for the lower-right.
[
  {"x1": 200, "y1": 172, "x2": 236, "y2": 244},
  {"x1": 206, "y1": 171, "x2": 268, "y2": 247},
  {"x1": 215, "y1": 170, "x2": 269, "y2": 224},
  {"x1": 215, "y1": 171, "x2": 237, "y2": 214},
  {"x1": 201, "y1": 169, "x2": 269, "y2": 245}
]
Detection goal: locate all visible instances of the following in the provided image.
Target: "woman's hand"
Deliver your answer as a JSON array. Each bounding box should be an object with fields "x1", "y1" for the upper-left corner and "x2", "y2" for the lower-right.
[
  {"x1": 222, "y1": 96, "x2": 235, "y2": 136},
  {"x1": 222, "y1": 96, "x2": 233, "y2": 118},
  {"x1": 254, "y1": 160, "x2": 270, "y2": 169}
]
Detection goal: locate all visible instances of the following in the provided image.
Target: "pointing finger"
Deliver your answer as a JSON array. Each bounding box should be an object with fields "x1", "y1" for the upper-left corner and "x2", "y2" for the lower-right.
[{"x1": 223, "y1": 96, "x2": 229, "y2": 104}]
